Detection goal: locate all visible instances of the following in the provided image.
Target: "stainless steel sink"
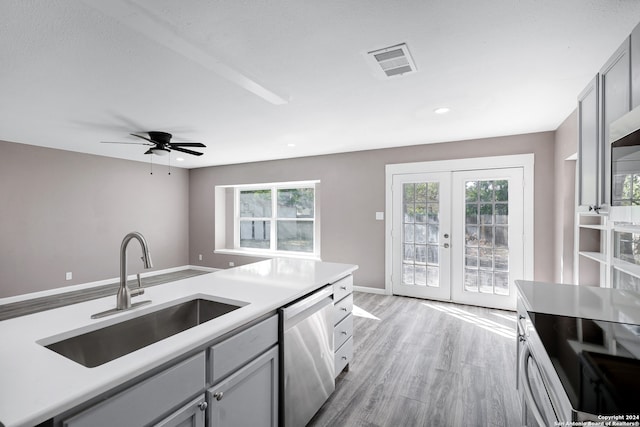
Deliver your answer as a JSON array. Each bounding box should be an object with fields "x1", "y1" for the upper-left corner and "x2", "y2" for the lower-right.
[{"x1": 45, "y1": 298, "x2": 243, "y2": 368}]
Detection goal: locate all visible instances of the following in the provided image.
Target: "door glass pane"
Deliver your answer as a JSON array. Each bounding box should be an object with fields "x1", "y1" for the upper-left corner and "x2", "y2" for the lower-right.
[
  {"x1": 403, "y1": 181, "x2": 439, "y2": 287},
  {"x1": 415, "y1": 224, "x2": 427, "y2": 244},
  {"x1": 464, "y1": 268, "x2": 478, "y2": 291},
  {"x1": 463, "y1": 179, "x2": 510, "y2": 296},
  {"x1": 427, "y1": 266, "x2": 439, "y2": 287},
  {"x1": 415, "y1": 265, "x2": 427, "y2": 286}
]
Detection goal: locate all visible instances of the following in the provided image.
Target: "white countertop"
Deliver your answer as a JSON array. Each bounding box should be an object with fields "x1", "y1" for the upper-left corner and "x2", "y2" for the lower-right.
[
  {"x1": 515, "y1": 280, "x2": 640, "y2": 325},
  {"x1": 0, "y1": 258, "x2": 357, "y2": 427}
]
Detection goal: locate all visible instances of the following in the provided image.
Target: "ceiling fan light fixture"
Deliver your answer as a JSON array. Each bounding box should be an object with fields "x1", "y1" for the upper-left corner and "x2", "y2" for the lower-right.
[{"x1": 150, "y1": 147, "x2": 170, "y2": 156}]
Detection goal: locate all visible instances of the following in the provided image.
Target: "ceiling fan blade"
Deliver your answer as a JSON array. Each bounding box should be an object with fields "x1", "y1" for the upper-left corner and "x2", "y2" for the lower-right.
[
  {"x1": 100, "y1": 141, "x2": 152, "y2": 145},
  {"x1": 171, "y1": 146, "x2": 204, "y2": 156},
  {"x1": 169, "y1": 142, "x2": 206, "y2": 148},
  {"x1": 130, "y1": 133, "x2": 155, "y2": 143}
]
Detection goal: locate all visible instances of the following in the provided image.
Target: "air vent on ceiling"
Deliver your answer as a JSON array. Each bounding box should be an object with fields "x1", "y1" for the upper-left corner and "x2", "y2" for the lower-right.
[{"x1": 366, "y1": 43, "x2": 417, "y2": 78}]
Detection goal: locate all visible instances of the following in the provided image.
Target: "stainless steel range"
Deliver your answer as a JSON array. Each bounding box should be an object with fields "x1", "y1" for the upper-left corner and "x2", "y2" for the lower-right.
[{"x1": 517, "y1": 295, "x2": 640, "y2": 426}]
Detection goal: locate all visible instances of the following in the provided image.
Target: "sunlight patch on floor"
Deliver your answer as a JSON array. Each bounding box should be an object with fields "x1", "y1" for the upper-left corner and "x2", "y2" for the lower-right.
[
  {"x1": 422, "y1": 302, "x2": 516, "y2": 339},
  {"x1": 352, "y1": 304, "x2": 380, "y2": 320},
  {"x1": 490, "y1": 311, "x2": 517, "y2": 323}
]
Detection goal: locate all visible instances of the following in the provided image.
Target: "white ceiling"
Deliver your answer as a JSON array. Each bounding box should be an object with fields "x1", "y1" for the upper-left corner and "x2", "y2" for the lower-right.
[{"x1": 2, "y1": 0, "x2": 640, "y2": 169}]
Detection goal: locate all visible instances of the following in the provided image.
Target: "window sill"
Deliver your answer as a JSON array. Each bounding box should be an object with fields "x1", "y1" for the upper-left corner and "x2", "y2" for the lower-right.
[{"x1": 214, "y1": 248, "x2": 322, "y2": 261}]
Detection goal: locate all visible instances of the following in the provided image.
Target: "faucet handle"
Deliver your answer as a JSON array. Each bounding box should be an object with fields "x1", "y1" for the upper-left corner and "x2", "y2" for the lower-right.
[{"x1": 131, "y1": 273, "x2": 145, "y2": 297}]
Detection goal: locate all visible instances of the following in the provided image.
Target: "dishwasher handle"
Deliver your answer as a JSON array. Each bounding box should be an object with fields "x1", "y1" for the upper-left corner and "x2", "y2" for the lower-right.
[{"x1": 281, "y1": 285, "x2": 333, "y2": 326}]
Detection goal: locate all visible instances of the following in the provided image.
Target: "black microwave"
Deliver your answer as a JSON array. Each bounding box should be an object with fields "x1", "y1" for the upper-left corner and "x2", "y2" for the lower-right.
[{"x1": 611, "y1": 107, "x2": 640, "y2": 206}]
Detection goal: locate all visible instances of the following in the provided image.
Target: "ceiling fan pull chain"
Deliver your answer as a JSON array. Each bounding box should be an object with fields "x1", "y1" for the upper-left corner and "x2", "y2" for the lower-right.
[
  {"x1": 150, "y1": 154, "x2": 153, "y2": 175},
  {"x1": 168, "y1": 155, "x2": 171, "y2": 175}
]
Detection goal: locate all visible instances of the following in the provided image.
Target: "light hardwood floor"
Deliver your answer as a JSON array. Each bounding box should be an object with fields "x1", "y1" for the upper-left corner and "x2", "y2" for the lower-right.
[{"x1": 308, "y1": 292, "x2": 522, "y2": 427}]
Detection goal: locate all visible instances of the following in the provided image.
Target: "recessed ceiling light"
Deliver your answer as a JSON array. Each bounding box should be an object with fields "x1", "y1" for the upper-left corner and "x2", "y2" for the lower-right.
[
  {"x1": 434, "y1": 107, "x2": 450, "y2": 114},
  {"x1": 176, "y1": 157, "x2": 185, "y2": 161},
  {"x1": 287, "y1": 143, "x2": 296, "y2": 147}
]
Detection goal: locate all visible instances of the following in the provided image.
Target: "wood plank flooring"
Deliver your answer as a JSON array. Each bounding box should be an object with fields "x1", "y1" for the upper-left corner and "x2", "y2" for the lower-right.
[{"x1": 309, "y1": 292, "x2": 522, "y2": 427}]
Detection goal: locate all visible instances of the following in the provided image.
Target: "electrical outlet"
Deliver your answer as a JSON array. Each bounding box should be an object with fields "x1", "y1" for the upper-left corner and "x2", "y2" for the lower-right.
[
  {"x1": 375, "y1": 212, "x2": 384, "y2": 220},
  {"x1": 198, "y1": 254, "x2": 203, "y2": 261},
  {"x1": 65, "y1": 272, "x2": 72, "y2": 281},
  {"x1": 229, "y1": 261, "x2": 235, "y2": 267}
]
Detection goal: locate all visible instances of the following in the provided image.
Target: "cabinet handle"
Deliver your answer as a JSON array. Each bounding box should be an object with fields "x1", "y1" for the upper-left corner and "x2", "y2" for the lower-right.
[
  {"x1": 341, "y1": 307, "x2": 347, "y2": 311},
  {"x1": 341, "y1": 331, "x2": 348, "y2": 335},
  {"x1": 340, "y1": 286, "x2": 347, "y2": 290},
  {"x1": 341, "y1": 356, "x2": 348, "y2": 360},
  {"x1": 198, "y1": 401, "x2": 208, "y2": 411},
  {"x1": 213, "y1": 392, "x2": 224, "y2": 401}
]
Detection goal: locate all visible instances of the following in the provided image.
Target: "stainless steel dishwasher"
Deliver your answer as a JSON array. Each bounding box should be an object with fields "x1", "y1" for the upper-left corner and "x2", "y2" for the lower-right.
[{"x1": 280, "y1": 285, "x2": 335, "y2": 427}]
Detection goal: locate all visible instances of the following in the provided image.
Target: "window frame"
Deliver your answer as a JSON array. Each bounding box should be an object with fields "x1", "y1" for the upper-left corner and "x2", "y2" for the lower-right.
[{"x1": 232, "y1": 181, "x2": 320, "y2": 259}]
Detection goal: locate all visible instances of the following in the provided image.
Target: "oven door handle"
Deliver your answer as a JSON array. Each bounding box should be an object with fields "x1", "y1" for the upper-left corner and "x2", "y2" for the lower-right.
[{"x1": 519, "y1": 342, "x2": 551, "y2": 427}]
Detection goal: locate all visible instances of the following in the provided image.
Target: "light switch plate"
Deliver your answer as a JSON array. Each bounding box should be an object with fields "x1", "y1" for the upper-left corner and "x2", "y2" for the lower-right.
[
  {"x1": 375, "y1": 212, "x2": 384, "y2": 220},
  {"x1": 65, "y1": 272, "x2": 72, "y2": 280}
]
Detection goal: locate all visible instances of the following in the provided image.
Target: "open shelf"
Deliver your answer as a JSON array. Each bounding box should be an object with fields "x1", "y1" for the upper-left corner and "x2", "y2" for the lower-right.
[
  {"x1": 579, "y1": 224, "x2": 607, "y2": 231},
  {"x1": 579, "y1": 251, "x2": 607, "y2": 264}
]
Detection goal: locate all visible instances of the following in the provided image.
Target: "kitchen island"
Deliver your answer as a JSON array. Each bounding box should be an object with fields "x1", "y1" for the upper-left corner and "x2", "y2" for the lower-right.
[{"x1": 0, "y1": 258, "x2": 357, "y2": 427}]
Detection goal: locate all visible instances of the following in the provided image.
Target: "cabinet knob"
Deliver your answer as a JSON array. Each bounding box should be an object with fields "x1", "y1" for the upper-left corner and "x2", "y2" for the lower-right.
[
  {"x1": 213, "y1": 391, "x2": 224, "y2": 401},
  {"x1": 198, "y1": 401, "x2": 208, "y2": 411}
]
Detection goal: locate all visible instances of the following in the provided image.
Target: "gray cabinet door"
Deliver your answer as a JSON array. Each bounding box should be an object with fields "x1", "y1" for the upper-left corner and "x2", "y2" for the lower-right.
[
  {"x1": 577, "y1": 75, "x2": 600, "y2": 209},
  {"x1": 207, "y1": 346, "x2": 278, "y2": 427},
  {"x1": 154, "y1": 395, "x2": 206, "y2": 427},
  {"x1": 600, "y1": 37, "x2": 632, "y2": 206}
]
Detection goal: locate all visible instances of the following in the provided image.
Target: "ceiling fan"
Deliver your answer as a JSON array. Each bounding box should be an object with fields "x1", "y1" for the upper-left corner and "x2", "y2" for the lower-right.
[{"x1": 101, "y1": 131, "x2": 206, "y2": 156}]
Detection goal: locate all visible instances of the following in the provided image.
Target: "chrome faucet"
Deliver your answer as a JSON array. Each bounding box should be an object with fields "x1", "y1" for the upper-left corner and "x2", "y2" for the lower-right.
[
  {"x1": 117, "y1": 232, "x2": 153, "y2": 310},
  {"x1": 91, "y1": 231, "x2": 153, "y2": 319}
]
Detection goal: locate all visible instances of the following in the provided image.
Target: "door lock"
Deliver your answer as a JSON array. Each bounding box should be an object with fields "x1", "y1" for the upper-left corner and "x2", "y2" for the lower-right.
[
  {"x1": 444, "y1": 233, "x2": 449, "y2": 239},
  {"x1": 443, "y1": 243, "x2": 450, "y2": 249}
]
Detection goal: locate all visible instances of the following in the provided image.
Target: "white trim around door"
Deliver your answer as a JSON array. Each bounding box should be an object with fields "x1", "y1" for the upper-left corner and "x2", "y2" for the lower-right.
[{"x1": 384, "y1": 154, "x2": 535, "y2": 303}]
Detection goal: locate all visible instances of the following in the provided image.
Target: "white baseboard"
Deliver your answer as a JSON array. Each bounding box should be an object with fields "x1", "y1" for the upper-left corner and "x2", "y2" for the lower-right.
[
  {"x1": 186, "y1": 265, "x2": 220, "y2": 272},
  {"x1": 353, "y1": 285, "x2": 389, "y2": 295}
]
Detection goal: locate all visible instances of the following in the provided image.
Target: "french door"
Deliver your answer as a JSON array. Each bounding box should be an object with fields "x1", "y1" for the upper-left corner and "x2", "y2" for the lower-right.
[
  {"x1": 391, "y1": 167, "x2": 524, "y2": 310},
  {"x1": 391, "y1": 172, "x2": 452, "y2": 300}
]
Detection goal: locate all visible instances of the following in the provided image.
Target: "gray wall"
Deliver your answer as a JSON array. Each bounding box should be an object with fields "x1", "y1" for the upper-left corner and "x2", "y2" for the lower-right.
[
  {"x1": 553, "y1": 110, "x2": 578, "y2": 284},
  {"x1": 0, "y1": 140, "x2": 189, "y2": 298},
  {"x1": 189, "y1": 131, "x2": 556, "y2": 289}
]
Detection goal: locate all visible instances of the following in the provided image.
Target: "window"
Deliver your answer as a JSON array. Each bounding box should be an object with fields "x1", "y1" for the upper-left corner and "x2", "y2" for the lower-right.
[{"x1": 214, "y1": 181, "x2": 320, "y2": 259}]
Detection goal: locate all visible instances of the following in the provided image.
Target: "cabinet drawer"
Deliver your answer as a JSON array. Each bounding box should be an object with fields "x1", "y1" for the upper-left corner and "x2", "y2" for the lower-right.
[
  {"x1": 333, "y1": 275, "x2": 353, "y2": 302},
  {"x1": 63, "y1": 352, "x2": 206, "y2": 427},
  {"x1": 210, "y1": 314, "x2": 278, "y2": 384},
  {"x1": 334, "y1": 336, "x2": 353, "y2": 378},
  {"x1": 334, "y1": 313, "x2": 353, "y2": 350},
  {"x1": 334, "y1": 293, "x2": 353, "y2": 325}
]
